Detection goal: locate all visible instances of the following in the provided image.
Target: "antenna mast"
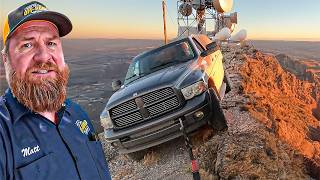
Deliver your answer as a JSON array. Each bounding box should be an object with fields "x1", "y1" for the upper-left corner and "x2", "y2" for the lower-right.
[{"x1": 162, "y1": 0, "x2": 168, "y2": 44}]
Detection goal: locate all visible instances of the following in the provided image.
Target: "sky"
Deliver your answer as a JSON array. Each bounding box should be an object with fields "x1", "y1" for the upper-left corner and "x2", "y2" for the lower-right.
[{"x1": 1, "y1": 0, "x2": 320, "y2": 41}]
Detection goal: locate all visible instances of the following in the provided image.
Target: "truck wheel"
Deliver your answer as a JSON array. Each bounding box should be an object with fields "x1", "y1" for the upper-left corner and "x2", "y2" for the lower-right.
[
  {"x1": 224, "y1": 71, "x2": 232, "y2": 93},
  {"x1": 127, "y1": 149, "x2": 148, "y2": 161},
  {"x1": 209, "y1": 88, "x2": 228, "y2": 131}
]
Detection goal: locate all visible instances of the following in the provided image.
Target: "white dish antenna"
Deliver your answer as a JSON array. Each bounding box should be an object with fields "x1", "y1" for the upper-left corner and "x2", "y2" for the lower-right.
[
  {"x1": 213, "y1": 0, "x2": 233, "y2": 13},
  {"x1": 230, "y1": 29, "x2": 247, "y2": 42},
  {"x1": 213, "y1": 27, "x2": 231, "y2": 40}
]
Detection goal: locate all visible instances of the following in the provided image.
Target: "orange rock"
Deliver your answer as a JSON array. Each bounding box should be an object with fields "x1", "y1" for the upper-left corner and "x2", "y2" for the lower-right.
[{"x1": 240, "y1": 51, "x2": 320, "y2": 164}]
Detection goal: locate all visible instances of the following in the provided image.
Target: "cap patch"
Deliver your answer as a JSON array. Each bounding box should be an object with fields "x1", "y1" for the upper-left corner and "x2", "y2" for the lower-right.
[{"x1": 23, "y1": 3, "x2": 47, "y2": 16}]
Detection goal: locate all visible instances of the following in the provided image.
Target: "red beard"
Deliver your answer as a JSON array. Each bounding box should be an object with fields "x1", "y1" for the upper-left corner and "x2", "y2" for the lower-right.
[{"x1": 10, "y1": 62, "x2": 69, "y2": 112}]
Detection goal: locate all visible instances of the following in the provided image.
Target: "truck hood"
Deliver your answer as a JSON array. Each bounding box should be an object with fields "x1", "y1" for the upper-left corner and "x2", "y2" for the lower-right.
[{"x1": 107, "y1": 61, "x2": 192, "y2": 108}]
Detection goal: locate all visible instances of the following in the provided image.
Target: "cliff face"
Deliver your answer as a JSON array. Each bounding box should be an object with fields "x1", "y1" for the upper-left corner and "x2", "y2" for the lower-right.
[
  {"x1": 240, "y1": 50, "x2": 320, "y2": 177},
  {"x1": 191, "y1": 44, "x2": 320, "y2": 179},
  {"x1": 276, "y1": 53, "x2": 320, "y2": 84}
]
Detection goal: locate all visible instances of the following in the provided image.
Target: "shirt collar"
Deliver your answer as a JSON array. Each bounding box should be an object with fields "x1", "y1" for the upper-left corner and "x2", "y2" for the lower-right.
[{"x1": 4, "y1": 89, "x2": 71, "y2": 124}]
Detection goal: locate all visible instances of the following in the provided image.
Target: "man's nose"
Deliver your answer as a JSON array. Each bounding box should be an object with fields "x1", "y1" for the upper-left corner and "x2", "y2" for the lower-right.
[{"x1": 33, "y1": 44, "x2": 52, "y2": 63}]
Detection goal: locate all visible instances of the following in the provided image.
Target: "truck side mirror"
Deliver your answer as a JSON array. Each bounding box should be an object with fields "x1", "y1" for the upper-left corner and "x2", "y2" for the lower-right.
[
  {"x1": 200, "y1": 42, "x2": 219, "y2": 57},
  {"x1": 206, "y1": 42, "x2": 217, "y2": 50},
  {"x1": 112, "y1": 80, "x2": 122, "y2": 92}
]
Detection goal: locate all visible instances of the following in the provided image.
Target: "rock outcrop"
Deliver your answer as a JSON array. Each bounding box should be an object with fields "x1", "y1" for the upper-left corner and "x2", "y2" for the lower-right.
[{"x1": 240, "y1": 48, "x2": 320, "y2": 178}]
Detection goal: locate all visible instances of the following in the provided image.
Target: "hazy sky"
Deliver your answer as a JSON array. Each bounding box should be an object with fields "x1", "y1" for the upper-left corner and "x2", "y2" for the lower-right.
[{"x1": 1, "y1": 0, "x2": 320, "y2": 41}]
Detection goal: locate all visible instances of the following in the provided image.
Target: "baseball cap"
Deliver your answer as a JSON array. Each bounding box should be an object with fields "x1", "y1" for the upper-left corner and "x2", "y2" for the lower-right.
[{"x1": 2, "y1": 1, "x2": 72, "y2": 45}]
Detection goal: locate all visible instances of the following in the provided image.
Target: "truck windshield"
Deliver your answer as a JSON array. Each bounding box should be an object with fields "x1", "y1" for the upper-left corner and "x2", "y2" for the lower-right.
[{"x1": 124, "y1": 40, "x2": 195, "y2": 85}]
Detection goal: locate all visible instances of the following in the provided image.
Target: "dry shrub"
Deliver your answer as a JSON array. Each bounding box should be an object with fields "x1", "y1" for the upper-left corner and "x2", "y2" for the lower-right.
[
  {"x1": 142, "y1": 151, "x2": 160, "y2": 166},
  {"x1": 191, "y1": 125, "x2": 215, "y2": 146}
]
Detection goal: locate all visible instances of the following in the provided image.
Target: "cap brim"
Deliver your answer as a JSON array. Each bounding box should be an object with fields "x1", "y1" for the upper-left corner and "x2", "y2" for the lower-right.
[{"x1": 8, "y1": 11, "x2": 72, "y2": 39}]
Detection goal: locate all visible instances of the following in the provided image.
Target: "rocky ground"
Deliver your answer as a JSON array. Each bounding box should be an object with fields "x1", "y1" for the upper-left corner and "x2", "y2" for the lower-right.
[{"x1": 100, "y1": 43, "x2": 318, "y2": 179}]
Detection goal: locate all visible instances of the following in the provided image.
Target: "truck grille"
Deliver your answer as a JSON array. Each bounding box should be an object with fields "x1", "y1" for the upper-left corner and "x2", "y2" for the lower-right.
[
  {"x1": 110, "y1": 87, "x2": 181, "y2": 129},
  {"x1": 111, "y1": 99, "x2": 137, "y2": 116},
  {"x1": 147, "y1": 97, "x2": 180, "y2": 116}
]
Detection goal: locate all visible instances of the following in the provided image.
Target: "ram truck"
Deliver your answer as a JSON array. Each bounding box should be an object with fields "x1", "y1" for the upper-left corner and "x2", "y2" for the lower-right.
[{"x1": 100, "y1": 34, "x2": 231, "y2": 159}]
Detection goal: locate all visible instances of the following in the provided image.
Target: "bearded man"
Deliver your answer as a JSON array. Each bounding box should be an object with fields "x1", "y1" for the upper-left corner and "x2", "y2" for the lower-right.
[{"x1": 0, "y1": 1, "x2": 111, "y2": 180}]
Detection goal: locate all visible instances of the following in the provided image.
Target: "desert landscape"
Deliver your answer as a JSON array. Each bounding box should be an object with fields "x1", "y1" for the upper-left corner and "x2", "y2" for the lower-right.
[{"x1": 252, "y1": 40, "x2": 320, "y2": 61}]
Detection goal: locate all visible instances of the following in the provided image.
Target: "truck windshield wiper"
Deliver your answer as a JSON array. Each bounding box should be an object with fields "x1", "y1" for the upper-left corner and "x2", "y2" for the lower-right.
[{"x1": 125, "y1": 73, "x2": 146, "y2": 82}]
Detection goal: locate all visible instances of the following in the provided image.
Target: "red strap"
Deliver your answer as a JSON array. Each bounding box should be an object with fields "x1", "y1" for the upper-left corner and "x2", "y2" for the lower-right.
[{"x1": 191, "y1": 160, "x2": 199, "y2": 172}]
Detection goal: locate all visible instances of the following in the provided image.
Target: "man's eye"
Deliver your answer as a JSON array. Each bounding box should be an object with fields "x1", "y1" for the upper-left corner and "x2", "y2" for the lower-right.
[
  {"x1": 22, "y1": 43, "x2": 32, "y2": 49},
  {"x1": 48, "y1": 42, "x2": 57, "y2": 47}
]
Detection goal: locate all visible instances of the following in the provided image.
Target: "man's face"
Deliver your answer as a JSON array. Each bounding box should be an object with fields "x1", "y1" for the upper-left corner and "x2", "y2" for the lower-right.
[
  {"x1": 7, "y1": 21, "x2": 65, "y2": 79},
  {"x1": 180, "y1": 42, "x2": 190, "y2": 54},
  {"x1": 3, "y1": 21, "x2": 70, "y2": 113}
]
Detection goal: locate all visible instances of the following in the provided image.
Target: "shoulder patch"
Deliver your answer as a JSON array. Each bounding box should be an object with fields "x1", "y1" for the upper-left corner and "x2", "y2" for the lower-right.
[{"x1": 75, "y1": 120, "x2": 90, "y2": 135}]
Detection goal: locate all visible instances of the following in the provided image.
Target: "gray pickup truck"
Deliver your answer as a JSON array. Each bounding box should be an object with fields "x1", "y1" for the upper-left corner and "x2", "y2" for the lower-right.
[{"x1": 100, "y1": 34, "x2": 231, "y2": 159}]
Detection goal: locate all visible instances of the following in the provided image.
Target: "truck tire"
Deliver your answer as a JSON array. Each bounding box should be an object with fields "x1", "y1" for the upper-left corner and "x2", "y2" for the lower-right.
[
  {"x1": 224, "y1": 71, "x2": 232, "y2": 93},
  {"x1": 208, "y1": 88, "x2": 228, "y2": 131}
]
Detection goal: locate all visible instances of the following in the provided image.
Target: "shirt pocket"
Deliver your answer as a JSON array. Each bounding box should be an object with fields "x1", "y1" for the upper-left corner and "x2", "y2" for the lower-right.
[
  {"x1": 15, "y1": 153, "x2": 59, "y2": 180},
  {"x1": 86, "y1": 141, "x2": 111, "y2": 180}
]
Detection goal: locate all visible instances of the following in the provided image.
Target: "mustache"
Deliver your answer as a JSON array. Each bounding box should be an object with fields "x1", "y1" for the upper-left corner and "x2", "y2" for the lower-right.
[{"x1": 26, "y1": 62, "x2": 59, "y2": 75}]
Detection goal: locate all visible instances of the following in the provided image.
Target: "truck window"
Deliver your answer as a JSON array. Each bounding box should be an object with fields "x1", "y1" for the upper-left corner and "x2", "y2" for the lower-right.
[{"x1": 124, "y1": 40, "x2": 196, "y2": 85}]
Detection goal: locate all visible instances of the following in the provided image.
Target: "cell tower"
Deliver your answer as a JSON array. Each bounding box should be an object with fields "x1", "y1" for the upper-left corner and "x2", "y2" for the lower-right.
[{"x1": 177, "y1": 0, "x2": 244, "y2": 41}]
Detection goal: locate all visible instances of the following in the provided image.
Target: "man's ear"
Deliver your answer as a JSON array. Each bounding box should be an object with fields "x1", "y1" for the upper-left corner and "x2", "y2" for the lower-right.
[{"x1": 1, "y1": 50, "x2": 8, "y2": 64}]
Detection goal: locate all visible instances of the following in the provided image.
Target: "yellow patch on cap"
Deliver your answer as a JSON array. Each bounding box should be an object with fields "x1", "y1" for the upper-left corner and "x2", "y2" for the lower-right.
[{"x1": 3, "y1": 18, "x2": 10, "y2": 45}]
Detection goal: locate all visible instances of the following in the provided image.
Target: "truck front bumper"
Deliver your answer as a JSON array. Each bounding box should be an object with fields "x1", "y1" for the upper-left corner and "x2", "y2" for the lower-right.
[{"x1": 104, "y1": 90, "x2": 214, "y2": 154}]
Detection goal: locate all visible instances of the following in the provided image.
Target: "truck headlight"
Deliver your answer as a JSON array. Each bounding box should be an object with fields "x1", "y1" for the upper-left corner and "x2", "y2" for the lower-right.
[
  {"x1": 181, "y1": 81, "x2": 207, "y2": 100},
  {"x1": 100, "y1": 108, "x2": 114, "y2": 130}
]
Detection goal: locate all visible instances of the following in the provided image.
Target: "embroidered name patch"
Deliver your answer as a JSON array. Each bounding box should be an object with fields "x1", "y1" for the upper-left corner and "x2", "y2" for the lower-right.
[
  {"x1": 75, "y1": 120, "x2": 90, "y2": 135},
  {"x1": 21, "y1": 145, "x2": 40, "y2": 157}
]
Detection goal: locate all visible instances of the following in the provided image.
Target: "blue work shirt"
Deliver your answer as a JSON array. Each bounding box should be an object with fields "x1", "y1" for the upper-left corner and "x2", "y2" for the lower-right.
[{"x1": 0, "y1": 89, "x2": 111, "y2": 180}]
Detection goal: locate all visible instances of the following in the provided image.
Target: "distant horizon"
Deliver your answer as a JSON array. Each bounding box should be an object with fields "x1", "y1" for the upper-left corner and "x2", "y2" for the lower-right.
[
  {"x1": 1, "y1": 37, "x2": 320, "y2": 47},
  {"x1": 1, "y1": 0, "x2": 320, "y2": 42},
  {"x1": 62, "y1": 38, "x2": 320, "y2": 42},
  {"x1": 32, "y1": 37, "x2": 320, "y2": 43}
]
